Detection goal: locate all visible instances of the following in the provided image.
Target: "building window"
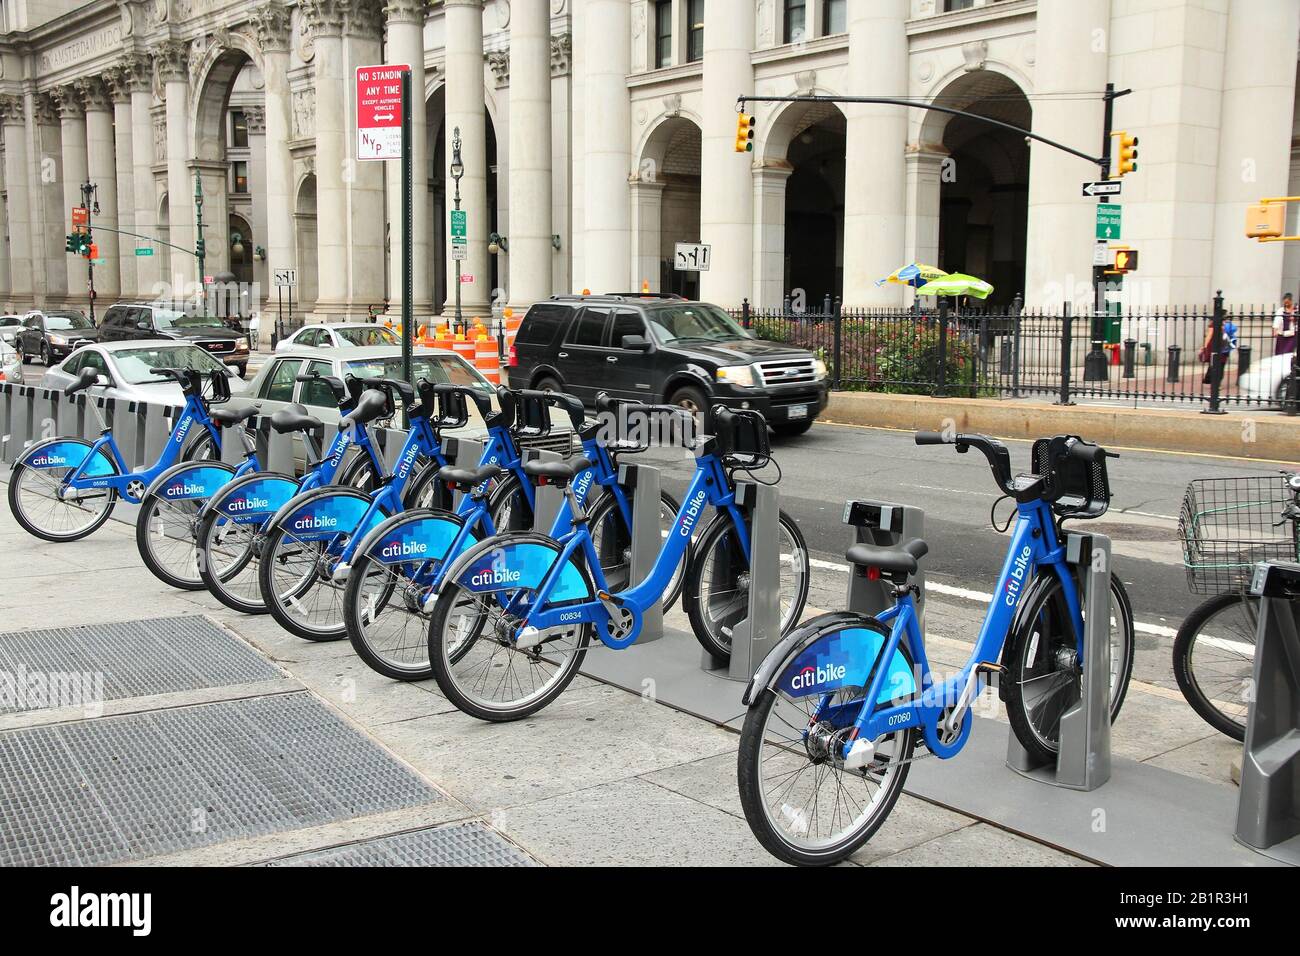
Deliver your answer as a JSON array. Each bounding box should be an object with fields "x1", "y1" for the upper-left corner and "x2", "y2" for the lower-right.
[
  {"x1": 232, "y1": 161, "x2": 249, "y2": 195},
  {"x1": 944, "y1": 0, "x2": 976, "y2": 10},
  {"x1": 687, "y1": 0, "x2": 704, "y2": 63},
  {"x1": 822, "y1": 0, "x2": 846, "y2": 35},
  {"x1": 655, "y1": 0, "x2": 672, "y2": 67},
  {"x1": 783, "y1": 0, "x2": 806, "y2": 44},
  {"x1": 230, "y1": 110, "x2": 249, "y2": 149}
]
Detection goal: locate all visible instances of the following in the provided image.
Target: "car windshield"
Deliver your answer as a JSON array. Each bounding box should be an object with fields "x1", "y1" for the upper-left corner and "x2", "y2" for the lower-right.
[
  {"x1": 153, "y1": 309, "x2": 226, "y2": 330},
  {"x1": 45, "y1": 312, "x2": 93, "y2": 331},
  {"x1": 645, "y1": 304, "x2": 750, "y2": 343},
  {"x1": 112, "y1": 345, "x2": 229, "y2": 384},
  {"x1": 337, "y1": 326, "x2": 398, "y2": 347},
  {"x1": 344, "y1": 354, "x2": 493, "y2": 392}
]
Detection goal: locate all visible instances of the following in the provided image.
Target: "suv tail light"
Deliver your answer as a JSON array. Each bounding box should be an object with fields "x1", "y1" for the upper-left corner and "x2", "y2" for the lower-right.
[{"x1": 508, "y1": 342, "x2": 518, "y2": 367}]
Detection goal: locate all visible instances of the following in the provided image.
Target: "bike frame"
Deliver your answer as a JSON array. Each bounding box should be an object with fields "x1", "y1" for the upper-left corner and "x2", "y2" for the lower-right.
[
  {"x1": 61, "y1": 393, "x2": 222, "y2": 500},
  {"x1": 515, "y1": 450, "x2": 744, "y2": 649},
  {"x1": 832, "y1": 497, "x2": 1083, "y2": 754}
]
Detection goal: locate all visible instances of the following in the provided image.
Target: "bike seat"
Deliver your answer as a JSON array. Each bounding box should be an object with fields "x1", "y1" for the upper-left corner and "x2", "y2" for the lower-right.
[
  {"x1": 340, "y1": 389, "x2": 391, "y2": 427},
  {"x1": 845, "y1": 538, "x2": 928, "y2": 576},
  {"x1": 523, "y1": 456, "x2": 592, "y2": 486},
  {"x1": 436, "y1": 463, "x2": 502, "y2": 489},
  {"x1": 210, "y1": 405, "x2": 259, "y2": 427},
  {"x1": 269, "y1": 403, "x2": 322, "y2": 435}
]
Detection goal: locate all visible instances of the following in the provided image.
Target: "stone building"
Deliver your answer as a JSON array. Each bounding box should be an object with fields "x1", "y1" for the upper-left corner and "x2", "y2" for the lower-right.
[{"x1": 0, "y1": 0, "x2": 1297, "y2": 335}]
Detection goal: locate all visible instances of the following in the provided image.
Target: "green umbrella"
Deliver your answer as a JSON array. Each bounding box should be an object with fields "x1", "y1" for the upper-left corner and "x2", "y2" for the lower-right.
[{"x1": 915, "y1": 273, "x2": 994, "y2": 299}]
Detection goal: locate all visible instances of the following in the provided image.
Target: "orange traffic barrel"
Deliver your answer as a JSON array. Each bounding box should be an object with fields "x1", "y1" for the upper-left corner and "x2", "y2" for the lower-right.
[{"x1": 474, "y1": 338, "x2": 501, "y2": 383}]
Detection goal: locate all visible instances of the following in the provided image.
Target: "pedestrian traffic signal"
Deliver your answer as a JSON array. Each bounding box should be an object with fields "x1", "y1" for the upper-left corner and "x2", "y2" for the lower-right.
[
  {"x1": 86, "y1": 243, "x2": 98, "y2": 261},
  {"x1": 1113, "y1": 131, "x2": 1139, "y2": 176},
  {"x1": 1112, "y1": 248, "x2": 1139, "y2": 273},
  {"x1": 734, "y1": 113, "x2": 755, "y2": 153}
]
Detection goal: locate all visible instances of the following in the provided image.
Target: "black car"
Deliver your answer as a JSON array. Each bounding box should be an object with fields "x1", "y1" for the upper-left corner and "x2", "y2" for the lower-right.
[
  {"x1": 16, "y1": 309, "x2": 98, "y2": 365},
  {"x1": 99, "y1": 302, "x2": 250, "y2": 376},
  {"x1": 507, "y1": 294, "x2": 829, "y2": 436}
]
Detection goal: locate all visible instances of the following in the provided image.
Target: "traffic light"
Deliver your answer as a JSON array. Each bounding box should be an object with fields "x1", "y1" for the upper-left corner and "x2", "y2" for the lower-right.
[
  {"x1": 1246, "y1": 203, "x2": 1285, "y2": 239},
  {"x1": 734, "y1": 112, "x2": 755, "y2": 153},
  {"x1": 86, "y1": 243, "x2": 98, "y2": 261},
  {"x1": 65, "y1": 233, "x2": 77, "y2": 253},
  {"x1": 195, "y1": 237, "x2": 205, "y2": 258},
  {"x1": 1113, "y1": 131, "x2": 1139, "y2": 176},
  {"x1": 1112, "y1": 248, "x2": 1139, "y2": 273}
]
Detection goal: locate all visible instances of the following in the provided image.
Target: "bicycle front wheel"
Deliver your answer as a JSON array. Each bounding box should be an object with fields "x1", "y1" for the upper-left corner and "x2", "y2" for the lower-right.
[
  {"x1": 686, "y1": 508, "x2": 809, "y2": 661},
  {"x1": 1173, "y1": 592, "x2": 1257, "y2": 741},
  {"x1": 8, "y1": 461, "x2": 118, "y2": 542},
  {"x1": 1003, "y1": 573, "x2": 1135, "y2": 764}
]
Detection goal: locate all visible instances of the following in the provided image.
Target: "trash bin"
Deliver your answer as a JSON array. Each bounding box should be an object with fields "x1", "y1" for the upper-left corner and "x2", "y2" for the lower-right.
[
  {"x1": 1123, "y1": 339, "x2": 1137, "y2": 378},
  {"x1": 1167, "y1": 344, "x2": 1182, "y2": 383},
  {"x1": 1238, "y1": 343, "x2": 1252, "y2": 378}
]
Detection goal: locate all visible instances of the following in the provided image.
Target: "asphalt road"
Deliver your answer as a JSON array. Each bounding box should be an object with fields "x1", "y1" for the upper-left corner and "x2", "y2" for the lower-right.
[{"x1": 642, "y1": 418, "x2": 1297, "y2": 633}]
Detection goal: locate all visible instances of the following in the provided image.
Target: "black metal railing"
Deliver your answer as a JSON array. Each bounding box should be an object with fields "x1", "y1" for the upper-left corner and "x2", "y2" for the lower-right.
[{"x1": 732, "y1": 292, "x2": 1299, "y2": 413}]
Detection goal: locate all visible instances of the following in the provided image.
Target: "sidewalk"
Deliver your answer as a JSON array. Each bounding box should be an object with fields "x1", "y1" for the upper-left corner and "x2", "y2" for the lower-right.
[{"x1": 0, "y1": 490, "x2": 1239, "y2": 866}]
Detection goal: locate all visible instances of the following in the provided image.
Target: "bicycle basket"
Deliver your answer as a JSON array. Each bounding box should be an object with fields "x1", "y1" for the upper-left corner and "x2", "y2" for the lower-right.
[
  {"x1": 711, "y1": 405, "x2": 771, "y2": 469},
  {"x1": 1031, "y1": 435, "x2": 1111, "y2": 520},
  {"x1": 1178, "y1": 475, "x2": 1298, "y2": 594}
]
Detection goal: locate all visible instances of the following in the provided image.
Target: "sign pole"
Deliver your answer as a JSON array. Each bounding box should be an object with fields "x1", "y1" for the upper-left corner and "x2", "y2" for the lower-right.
[{"x1": 400, "y1": 69, "x2": 414, "y2": 426}]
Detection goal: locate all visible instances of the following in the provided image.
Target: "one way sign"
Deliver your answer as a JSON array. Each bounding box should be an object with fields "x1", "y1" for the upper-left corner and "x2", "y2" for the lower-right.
[{"x1": 1082, "y1": 180, "x2": 1122, "y2": 198}]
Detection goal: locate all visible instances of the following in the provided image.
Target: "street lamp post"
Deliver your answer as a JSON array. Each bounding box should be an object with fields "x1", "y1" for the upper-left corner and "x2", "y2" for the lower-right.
[
  {"x1": 450, "y1": 126, "x2": 464, "y2": 336},
  {"x1": 80, "y1": 181, "x2": 99, "y2": 324},
  {"x1": 193, "y1": 170, "x2": 207, "y2": 316}
]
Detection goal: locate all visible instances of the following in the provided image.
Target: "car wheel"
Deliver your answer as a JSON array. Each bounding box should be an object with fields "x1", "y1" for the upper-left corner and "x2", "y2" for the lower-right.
[
  {"x1": 534, "y1": 375, "x2": 562, "y2": 393},
  {"x1": 667, "y1": 383, "x2": 708, "y2": 425},
  {"x1": 40, "y1": 342, "x2": 51, "y2": 366},
  {"x1": 235, "y1": 364, "x2": 247, "y2": 379}
]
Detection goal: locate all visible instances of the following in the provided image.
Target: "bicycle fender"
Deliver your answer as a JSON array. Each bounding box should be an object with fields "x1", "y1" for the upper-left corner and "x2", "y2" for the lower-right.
[
  {"x1": 742, "y1": 611, "x2": 866, "y2": 705},
  {"x1": 16, "y1": 437, "x2": 116, "y2": 477},
  {"x1": 352, "y1": 508, "x2": 477, "y2": 566},
  {"x1": 142, "y1": 459, "x2": 236, "y2": 503},
  {"x1": 434, "y1": 532, "x2": 594, "y2": 602},
  {"x1": 268, "y1": 485, "x2": 384, "y2": 542},
  {"x1": 198, "y1": 471, "x2": 299, "y2": 524}
]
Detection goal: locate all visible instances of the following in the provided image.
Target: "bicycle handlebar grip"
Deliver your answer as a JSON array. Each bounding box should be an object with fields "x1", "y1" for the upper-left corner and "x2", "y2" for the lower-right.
[
  {"x1": 518, "y1": 388, "x2": 586, "y2": 430},
  {"x1": 914, "y1": 431, "x2": 952, "y2": 446},
  {"x1": 1067, "y1": 438, "x2": 1105, "y2": 464}
]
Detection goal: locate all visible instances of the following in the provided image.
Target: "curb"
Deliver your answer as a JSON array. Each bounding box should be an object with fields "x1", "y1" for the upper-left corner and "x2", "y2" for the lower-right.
[{"x1": 823, "y1": 391, "x2": 1299, "y2": 462}]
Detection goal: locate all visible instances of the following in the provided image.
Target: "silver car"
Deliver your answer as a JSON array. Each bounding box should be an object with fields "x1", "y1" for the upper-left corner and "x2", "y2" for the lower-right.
[
  {"x1": 0, "y1": 338, "x2": 22, "y2": 383},
  {"x1": 0, "y1": 314, "x2": 21, "y2": 347},
  {"x1": 274, "y1": 322, "x2": 400, "y2": 353},
  {"x1": 39, "y1": 341, "x2": 248, "y2": 403}
]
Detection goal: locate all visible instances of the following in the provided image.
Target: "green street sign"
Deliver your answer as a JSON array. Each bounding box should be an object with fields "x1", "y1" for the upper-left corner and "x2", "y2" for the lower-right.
[
  {"x1": 1096, "y1": 203, "x2": 1122, "y2": 241},
  {"x1": 91, "y1": 258, "x2": 105, "y2": 265},
  {"x1": 450, "y1": 209, "x2": 467, "y2": 239},
  {"x1": 135, "y1": 247, "x2": 154, "y2": 257}
]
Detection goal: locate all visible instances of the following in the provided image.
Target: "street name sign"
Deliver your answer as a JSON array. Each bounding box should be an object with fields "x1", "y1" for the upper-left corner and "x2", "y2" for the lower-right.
[
  {"x1": 450, "y1": 209, "x2": 468, "y2": 259},
  {"x1": 1082, "y1": 181, "x2": 1122, "y2": 198},
  {"x1": 273, "y1": 268, "x2": 297, "y2": 288},
  {"x1": 356, "y1": 64, "x2": 410, "y2": 162},
  {"x1": 1095, "y1": 203, "x2": 1122, "y2": 241},
  {"x1": 135, "y1": 246, "x2": 154, "y2": 257},
  {"x1": 674, "y1": 242, "x2": 711, "y2": 272}
]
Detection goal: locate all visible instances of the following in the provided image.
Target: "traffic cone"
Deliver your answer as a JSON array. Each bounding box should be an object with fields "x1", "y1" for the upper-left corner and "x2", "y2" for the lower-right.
[
  {"x1": 452, "y1": 334, "x2": 477, "y2": 365},
  {"x1": 474, "y1": 337, "x2": 500, "y2": 384}
]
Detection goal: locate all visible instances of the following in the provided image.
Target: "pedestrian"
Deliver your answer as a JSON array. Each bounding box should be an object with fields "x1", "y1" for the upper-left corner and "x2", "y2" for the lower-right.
[
  {"x1": 1201, "y1": 314, "x2": 1238, "y2": 387},
  {"x1": 1273, "y1": 293, "x2": 1296, "y2": 356}
]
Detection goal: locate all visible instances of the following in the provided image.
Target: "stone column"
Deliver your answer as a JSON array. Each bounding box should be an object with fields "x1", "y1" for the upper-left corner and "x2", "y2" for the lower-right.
[
  {"x1": 252, "y1": 2, "x2": 294, "y2": 313},
  {"x1": 752, "y1": 163, "x2": 792, "y2": 308},
  {"x1": 699, "y1": 0, "x2": 754, "y2": 306},
  {"x1": 158, "y1": 39, "x2": 195, "y2": 292},
  {"x1": 569, "y1": 0, "x2": 585, "y2": 291},
  {"x1": 1211, "y1": 0, "x2": 1300, "y2": 303},
  {"x1": 244, "y1": 106, "x2": 269, "y2": 296},
  {"x1": 32, "y1": 93, "x2": 67, "y2": 303},
  {"x1": 53, "y1": 85, "x2": 89, "y2": 307},
  {"x1": 303, "y1": 0, "x2": 348, "y2": 318},
  {"x1": 442, "y1": 0, "x2": 491, "y2": 316},
  {"x1": 630, "y1": 178, "x2": 665, "y2": 291},
  {"x1": 507, "y1": 0, "x2": 553, "y2": 309},
  {"x1": 338, "y1": 2, "x2": 387, "y2": 316},
  {"x1": 0, "y1": 96, "x2": 33, "y2": 305},
  {"x1": 121, "y1": 54, "x2": 159, "y2": 298},
  {"x1": 1023, "y1": 0, "x2": 1109, "y2": 308},
  {"x1": 78, "y1": 78, "x2": 121, "y2": 302},
  {"x1": 583, "y1": 0, "x2": 631, "y2": 294},
  {"x1": 103, "y1": 65, "x2": 136, "y2": 298},
  {"x1": 842, "y1": 0, "x2": 908, "y2": 306},
  {"x1": 384, "y1": 0, "x2": 432, "y2": 317},
  {"x1": 904, "y1": 146, "x2": 947, "y2": 288}
]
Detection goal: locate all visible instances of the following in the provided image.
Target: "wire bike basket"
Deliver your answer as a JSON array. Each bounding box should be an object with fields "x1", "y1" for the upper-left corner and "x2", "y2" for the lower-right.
[{"x1": 1178, "y1": 475, "x2": 1299, "y2": 594}]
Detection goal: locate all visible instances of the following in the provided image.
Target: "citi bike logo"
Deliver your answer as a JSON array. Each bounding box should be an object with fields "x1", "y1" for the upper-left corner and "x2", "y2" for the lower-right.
[
  {"x1": 678, "y1": 490, "x2": 707, "y2": 537},
  {"x1": 573, "y1": 469, "x2": 593, "y2": 502},
  {"x1": 381, "y1": 539, "x2": 427, "y2": 559},
  {"x1": 165, "y1": 481, "x2": 205, "y2": 497},
  {"x1": 173, "y1": 417, "x2": 192, "y2": 445},
  {"x1": 30, "y1": 453, "x2": 68, "y2": 467},
  {"x1": 790, "y1": 662, "x2": 847, "y2": 691},
  {"x1": 293, "y1": 513, "x2": 337, "y2": 531},
  {"x1": 470, "y1": 566, "x2": 521, "y2": 587},
  {"x1": 228, "y1": 496, "x2": 270, "y2": 512},
  {"x1": 396, "y1": 443, "x2": 419, "y2": 479},
  {"x1": 328, "y1": 431, "x2": 352, "y2": 465},
  {"x1": 1004, "y1": 545, "x2": 1032, "y2": 607}
]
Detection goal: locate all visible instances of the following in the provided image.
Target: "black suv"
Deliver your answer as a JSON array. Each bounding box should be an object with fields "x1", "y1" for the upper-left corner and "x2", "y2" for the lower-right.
[
  {"x1": 507, "y1": 294, "x2": 829, "y2": 435},
  {"x1": 16, "y1": 309, "x2": 98, "y2": 365},
  {"x1": 99, "y1": 302, "x2": 250, "y2": 376}
]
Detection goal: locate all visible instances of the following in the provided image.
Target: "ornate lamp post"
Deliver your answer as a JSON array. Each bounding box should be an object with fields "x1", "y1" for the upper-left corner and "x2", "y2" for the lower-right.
[
  {"x1": 80, "y1": 180, "x2": 100, "y2": 323},
  {"x1": 450, "y1": 126, "x2": 464, "y2": 335},
  {"x1": 193, "y1": 170, "x2": 207, "y2": 316}
]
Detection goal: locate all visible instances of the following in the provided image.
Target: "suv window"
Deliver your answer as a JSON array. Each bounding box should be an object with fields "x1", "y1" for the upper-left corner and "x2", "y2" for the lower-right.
[
  {"x1": 24, "y1": 315, "x2": 42, "y2": 330},
  {"x1": 261, "y1": 359, "x2": 301, "y2": 401},
  {"x1": 517, "y1": 304, "x2": 569, "y2": 346},
  {"x1": 609, "y1": 310, "x2": 645, "y2": 348},
  {"x1": 300, "y1": 360, "x2": 337, "y2": 407},
  {"x1": 566, "y1": 308, "x2": 608, "y2": 348}
]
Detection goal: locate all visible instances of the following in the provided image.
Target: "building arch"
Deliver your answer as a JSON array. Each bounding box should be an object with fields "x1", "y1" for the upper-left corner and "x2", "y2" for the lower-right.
[
  {"x1": 633, "y1": 114, "x2": 702, "y2": 297},
  {"x1": 294, "y1": 173, "x2": 318, "y2": 316}
]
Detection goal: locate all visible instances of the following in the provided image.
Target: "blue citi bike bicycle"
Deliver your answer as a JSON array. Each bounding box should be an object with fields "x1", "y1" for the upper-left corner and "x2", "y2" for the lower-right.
[
  {"x1": 424, "y1": 406, "x2": 811, "y2": 722},
  {"x1": 7, "y1": 366, "x2": 253, "y2": 544},
  {"x1": 191, "y1": 370, "x2": 391, "y2": 614},
  {"x1": 341, "y1": 389, "x2": 687, "y2": 681},
  {"x1": 735, "y1": 432, "x2": 1135, "y2": 866}
]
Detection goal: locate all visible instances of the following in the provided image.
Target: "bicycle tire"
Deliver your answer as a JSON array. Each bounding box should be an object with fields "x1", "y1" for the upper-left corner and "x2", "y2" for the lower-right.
[
  {"x1": 7, "y1": 457, "x2": 119, "y2": 543},
  {"x1": 1172, "y1": 591, "x2": 1256, "y2": 741},
  {"x1": 135, "y1": 466, "x2": 235, "y2": 590}
]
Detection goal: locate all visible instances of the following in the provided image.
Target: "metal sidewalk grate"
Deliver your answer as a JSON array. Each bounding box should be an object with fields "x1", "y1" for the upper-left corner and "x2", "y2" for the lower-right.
[
  {"x1": 0, "y1": 616, "x2": 282, "y2": 714},
  {"x1": 0, "y1": 692, "x2": 440, "y2": 866},
  {"x1": 262, "y1": 822, "x2": 539, "y2": 867}
]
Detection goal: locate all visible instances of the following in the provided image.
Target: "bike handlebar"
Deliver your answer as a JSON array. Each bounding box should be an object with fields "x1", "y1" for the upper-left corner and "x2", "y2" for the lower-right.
[
  {"x1": 340, "y1": 389, "x2": 391, "y2": 428},
  {"x1": 915, "y1": 430, "x2": 1015, "y2": 495}
]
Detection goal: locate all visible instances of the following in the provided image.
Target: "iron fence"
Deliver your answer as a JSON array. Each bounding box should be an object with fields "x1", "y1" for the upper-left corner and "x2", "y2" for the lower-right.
[{"x1": 733, "y1": 293, "x2": 1299, "y2": 412}]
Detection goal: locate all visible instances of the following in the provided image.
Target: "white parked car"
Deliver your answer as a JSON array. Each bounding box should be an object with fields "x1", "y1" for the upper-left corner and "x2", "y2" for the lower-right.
[
  {"x1": 39, "y1": 341, "x2": 249, "y2": 403},
  {"x1": 0, "y1": 338, "x2": 23, "y2": 383},
  {"x1": 1238, "y1": 351, "x2": 1297, "y2": 404},
  {"x1": 274, "y1": 322, "x2": 399, "y2": 353}
]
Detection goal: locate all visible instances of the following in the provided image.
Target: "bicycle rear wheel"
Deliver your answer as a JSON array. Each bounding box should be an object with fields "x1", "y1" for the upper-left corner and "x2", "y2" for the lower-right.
[
  {"x1": 258, "y1": 523, "x2": 352, "y2": 641},
  {"x1": 135, "y1": 492, "x2": 208, "y2": 590},
  {"x1": 586, "y1": 489, "x2": 685, "y2": 610},
  {"x1": 196, "y1": 510, "x2": 266, "y2": 614},
  {"x1": 1173, "y1": 592, "x2": 1257, "y2": 741}
]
